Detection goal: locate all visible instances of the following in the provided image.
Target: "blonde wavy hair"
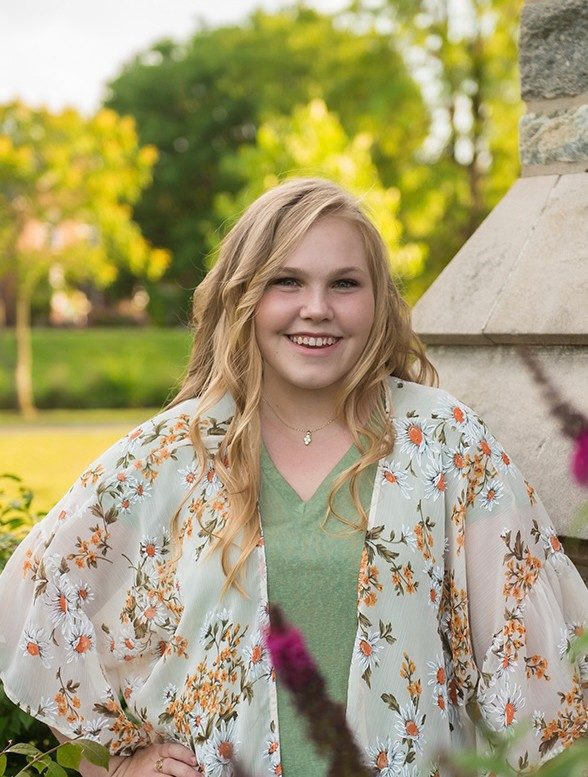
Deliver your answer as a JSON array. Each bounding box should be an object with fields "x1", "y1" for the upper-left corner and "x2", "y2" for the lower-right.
[{"x1": 166, "y1": 177, "x2": 437, "y2": 591}]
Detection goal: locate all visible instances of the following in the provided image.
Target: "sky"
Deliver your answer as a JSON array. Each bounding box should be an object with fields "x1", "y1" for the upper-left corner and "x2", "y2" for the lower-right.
[{"x1": 0, "y1": 0, "x2": 345, "y2": 115}]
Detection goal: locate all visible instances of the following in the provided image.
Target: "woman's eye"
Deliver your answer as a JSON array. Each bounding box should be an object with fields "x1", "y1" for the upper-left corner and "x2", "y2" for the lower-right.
[
  {"x1": 273, "y1": 277, "x2": 299, "y2": 287},
  {"x1": 334, "y1": 279, "x2": 358, "y2": 289}
]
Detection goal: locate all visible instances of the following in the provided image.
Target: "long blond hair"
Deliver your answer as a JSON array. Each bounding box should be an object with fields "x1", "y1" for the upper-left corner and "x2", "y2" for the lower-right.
[{"x1": 166, "y1": 177, "x2": 437, "y2": 590}]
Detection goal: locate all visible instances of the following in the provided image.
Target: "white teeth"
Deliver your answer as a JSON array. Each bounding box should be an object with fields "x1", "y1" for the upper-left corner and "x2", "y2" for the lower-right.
[{"x1": 289, "y1": 335, "x2": 337, "y2": 347}]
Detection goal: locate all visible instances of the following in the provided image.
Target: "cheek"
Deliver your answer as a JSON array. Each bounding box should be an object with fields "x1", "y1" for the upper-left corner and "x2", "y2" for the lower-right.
[
  {"x1": 254, "y1": 295, "x2": 288, "y2": 346},
  {"x1": 345, "y1": 295, "x2": 375, "y2": 336}
]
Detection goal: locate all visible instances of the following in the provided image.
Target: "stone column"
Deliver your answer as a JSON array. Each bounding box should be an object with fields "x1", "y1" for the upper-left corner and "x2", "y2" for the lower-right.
[
  {"x1": 411, "y1": 0, "x2": 588, "y2": 573},
  {"x1": 519, "y1": 0, "x2": 588, "y2": 176}
]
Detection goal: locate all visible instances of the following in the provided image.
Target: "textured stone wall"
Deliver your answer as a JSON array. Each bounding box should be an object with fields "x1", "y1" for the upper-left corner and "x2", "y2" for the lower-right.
[{"x1": 519, "y1": 0, "x2": 588, "y2": 175}]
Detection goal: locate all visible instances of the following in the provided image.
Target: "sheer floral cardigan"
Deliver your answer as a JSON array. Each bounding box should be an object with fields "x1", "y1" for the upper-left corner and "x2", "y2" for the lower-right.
[{"x1": 0, "y1": 379, "x2": 586, "y2": 776}]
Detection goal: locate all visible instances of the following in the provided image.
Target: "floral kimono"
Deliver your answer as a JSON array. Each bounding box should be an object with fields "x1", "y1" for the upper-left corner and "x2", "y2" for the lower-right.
[{"x1": 0, "y1": 379, "x2": 586, "y2": 776}]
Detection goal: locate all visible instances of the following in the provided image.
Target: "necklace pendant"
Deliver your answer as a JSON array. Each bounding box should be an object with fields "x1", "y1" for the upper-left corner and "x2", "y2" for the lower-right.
[{"x1": 303, "y1": 431, "x2": 312, "y2": 446}]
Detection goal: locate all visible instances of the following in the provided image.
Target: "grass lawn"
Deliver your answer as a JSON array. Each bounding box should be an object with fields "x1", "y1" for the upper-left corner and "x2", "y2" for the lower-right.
[
  {"x1": 0, "y1": 327, "x2": 192, "y2": 409},
  {"x1": 0, "y1": 408, "x2": 158, "y2": 514}
]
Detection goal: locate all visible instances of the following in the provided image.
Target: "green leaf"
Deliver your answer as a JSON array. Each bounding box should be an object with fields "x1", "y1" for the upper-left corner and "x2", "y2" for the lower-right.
[
  {"x1": 79, "y1": 740, "x2": 110, "y2": 770},
  {"x1": 0, "y1": 754, "x2": 7, "y2": 777},
  {"x1": 28, "y1": 757, "x2": 51, "y2": 774},
  {"x1": 44, "y1": 761, "x2": 68, "y2": 777},
  {"x1": 5, "y1": 745, "x2": 42, "y2": 757},
  {"x1": 381, "y1": 692, "x2": 400, "y2": 714},
  {"x1": 56, "y1": 744, "x2": 82, "y2": 770}
]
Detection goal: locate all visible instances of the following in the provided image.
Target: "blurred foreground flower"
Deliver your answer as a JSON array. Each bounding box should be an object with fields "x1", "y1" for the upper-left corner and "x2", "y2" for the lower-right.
[
  {"x1": 265, "y1": 604, "x2": 371, "y2": 777},
  {"x1": 572, "y1": 430, "x2": 588, "y2": 487},
  {"x1": 516, "y1": 347, "x2": 588, "y2": 488}
]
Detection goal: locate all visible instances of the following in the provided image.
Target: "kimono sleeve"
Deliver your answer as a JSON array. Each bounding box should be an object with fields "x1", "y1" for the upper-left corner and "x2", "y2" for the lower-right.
[
  {"x1": 0, "y1": 408, "x2": 195, "y2": 754},
  {"x1": 441, "y1": 399, "x2": 588, "y2": 768}
]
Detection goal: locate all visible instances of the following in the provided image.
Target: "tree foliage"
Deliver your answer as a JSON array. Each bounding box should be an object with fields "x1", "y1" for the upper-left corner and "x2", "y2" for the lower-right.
[
  {"x1": 104, "y1": 1, "x2": 524, "y2": 307},
  {"x1": 213, "y1": 98, "x2": 425, "y2": 279},
  {"x1": 105, "y1": 5, "x2": 427, "y2": 314},
  {"x1": 368, "y1": 0, "x2": 524, "y2": 294},
  {"x1": 0, "y1": 101, "x2": 169, "y2": 415}
]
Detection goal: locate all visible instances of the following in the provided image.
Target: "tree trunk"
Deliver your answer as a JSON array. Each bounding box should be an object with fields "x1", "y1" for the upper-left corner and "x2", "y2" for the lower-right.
[
  {"x1": 15, "y1": 284, "x2": 37, "y2": 418},
  {"x1": 466, "y1": 32, "x2": 485, "y2": 237}
]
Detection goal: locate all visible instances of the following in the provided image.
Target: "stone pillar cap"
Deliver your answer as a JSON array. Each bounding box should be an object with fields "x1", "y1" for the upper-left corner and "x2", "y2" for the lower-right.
[{"x1": 412, "y1": 172, "x2": 588, "y2": 345}]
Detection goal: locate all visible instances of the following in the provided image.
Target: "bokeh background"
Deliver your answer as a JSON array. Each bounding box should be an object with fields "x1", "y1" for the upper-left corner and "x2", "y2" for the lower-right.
[{"x1": 0, "y1": 0, "x2": 523, "y2": 512}]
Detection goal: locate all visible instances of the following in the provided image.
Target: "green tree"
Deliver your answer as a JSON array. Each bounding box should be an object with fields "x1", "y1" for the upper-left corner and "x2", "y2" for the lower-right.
[
  {"x1": 0, "y1": 101, "x2": 169, "y2": 417},
  {"x1": 356, "y1": 0, "x2": 524, "y2": 295},
  {"x1": 105, "y1": 5, "x2": 427, "y2": 317},
  {"x1": 213, "y1": 98, "x2": 424, "y2": 279}
]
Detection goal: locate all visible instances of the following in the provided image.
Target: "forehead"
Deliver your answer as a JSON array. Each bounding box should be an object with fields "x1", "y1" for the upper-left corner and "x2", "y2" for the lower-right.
[{"x1": 280, "y1": 216, "x2": 367, "y2": 272}]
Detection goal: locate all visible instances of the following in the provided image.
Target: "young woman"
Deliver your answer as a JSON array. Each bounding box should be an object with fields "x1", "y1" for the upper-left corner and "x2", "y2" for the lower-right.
[{"x1": 0, "y1": 178, "x2": 586, "y2": 777}]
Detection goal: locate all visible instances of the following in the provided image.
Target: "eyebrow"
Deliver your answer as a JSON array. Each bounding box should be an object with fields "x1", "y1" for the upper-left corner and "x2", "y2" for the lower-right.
[{"x1": 277, "y1": 265, "x2": 367, "y2": 276}]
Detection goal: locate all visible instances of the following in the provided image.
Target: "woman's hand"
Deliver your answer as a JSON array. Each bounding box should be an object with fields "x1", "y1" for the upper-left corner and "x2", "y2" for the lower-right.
[{"x1": 115, "y1": 742, "x2": 199, "y2": 777}]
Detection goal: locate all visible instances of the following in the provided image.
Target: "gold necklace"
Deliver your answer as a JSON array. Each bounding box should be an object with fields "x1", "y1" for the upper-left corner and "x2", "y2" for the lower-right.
[{"x1": 261, "y1": 398, "x2": 337, "y2": 446}]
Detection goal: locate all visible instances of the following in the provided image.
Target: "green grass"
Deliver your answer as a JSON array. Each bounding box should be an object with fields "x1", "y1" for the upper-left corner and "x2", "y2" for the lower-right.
[
  {"x1": 0, "y1": 327, "x2": 193, "y2": 409},
  {"x1": 0, "y1": 409, "x2": 158, "y2": 513}
]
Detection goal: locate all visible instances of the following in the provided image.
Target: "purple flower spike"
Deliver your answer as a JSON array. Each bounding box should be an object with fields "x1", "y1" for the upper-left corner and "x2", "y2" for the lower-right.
[
  {"x1": 265, "y1": 609, "x2": 318, "y2": 691},
  {"x1": 264, "y1": 604, "x2": 372, "y2": 777},
  {"x1": 572, "y1": 430, "x2": 588, "y2": 487}
]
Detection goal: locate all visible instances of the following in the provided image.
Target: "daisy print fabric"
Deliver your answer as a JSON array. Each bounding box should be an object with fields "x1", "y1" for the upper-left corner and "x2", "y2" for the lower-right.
[{"x1": 0, "y1": 380, "x2": 586, "y2": 776}]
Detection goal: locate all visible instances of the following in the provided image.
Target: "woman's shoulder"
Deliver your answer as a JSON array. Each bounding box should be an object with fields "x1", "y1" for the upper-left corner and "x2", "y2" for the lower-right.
[
  {"x1": 385, "y1": 376, "x2": 490, "y2": 452},
  {"x1": 121, "y1": 392, "x2": 235, "y2": 455},
  {"x1": 386, "y1": 376, "x2": 473, "y2": 419}
]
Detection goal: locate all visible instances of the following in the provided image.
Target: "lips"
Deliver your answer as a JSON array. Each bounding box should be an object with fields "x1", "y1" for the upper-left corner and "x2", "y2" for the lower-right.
[{"x1": 287, "y1": 335, "x2": 341, "y2": 348}]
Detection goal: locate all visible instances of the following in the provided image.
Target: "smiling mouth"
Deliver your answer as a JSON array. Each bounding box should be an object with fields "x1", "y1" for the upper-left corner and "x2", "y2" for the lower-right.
[{"x1": 287, "y1": 335, "x2": 341, "y2": 348}]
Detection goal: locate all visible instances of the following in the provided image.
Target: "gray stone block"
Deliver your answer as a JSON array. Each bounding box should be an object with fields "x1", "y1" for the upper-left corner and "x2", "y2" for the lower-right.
[
  {"x1": 520, "y1": 105, "x2": 588, "y2": 166},
  {"x1": 520, "y1": 0, "x2": 588, "y2": 100},
  {"x1": 411, "y1": 174, "x2": 588, "y2": 343},
  {"x1": 423, "y1": 344, "x2": 588, "y2": 539},
  {"x1": 485, "y1": 173, "x2": 588, "y2": 342}
]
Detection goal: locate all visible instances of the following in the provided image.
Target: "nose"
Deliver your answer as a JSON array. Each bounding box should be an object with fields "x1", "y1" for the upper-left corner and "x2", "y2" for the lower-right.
[{"x1": 299, "y1": 286, "x2": 333, "y2": 320}]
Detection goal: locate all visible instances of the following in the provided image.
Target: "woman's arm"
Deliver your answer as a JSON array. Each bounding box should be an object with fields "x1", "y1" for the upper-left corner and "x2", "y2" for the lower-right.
[{"x1": 48, "y1": 728, "x2": 198, "y2": 777}]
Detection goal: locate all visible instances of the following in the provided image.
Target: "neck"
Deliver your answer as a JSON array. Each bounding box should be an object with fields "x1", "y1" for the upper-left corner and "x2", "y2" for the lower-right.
[{"x1": 261, "y1": 383, "x2": 341, "y2": 428}]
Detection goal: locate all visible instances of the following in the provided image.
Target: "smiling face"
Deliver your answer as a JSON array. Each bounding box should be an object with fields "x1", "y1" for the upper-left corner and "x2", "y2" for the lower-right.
[{"x1": 254, "y1": 216, "x2": 375, "y2": 402}]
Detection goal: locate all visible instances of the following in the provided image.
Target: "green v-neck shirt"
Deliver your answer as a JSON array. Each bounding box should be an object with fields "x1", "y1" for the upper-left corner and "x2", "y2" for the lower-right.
[{"x1": 259, "y1": 443, "x2": 378, "y2": 777}]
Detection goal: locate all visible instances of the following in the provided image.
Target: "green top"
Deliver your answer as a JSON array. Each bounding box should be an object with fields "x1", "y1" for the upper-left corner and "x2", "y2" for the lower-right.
[{"x1": 259, "y1": 443, "x2": 377, "y2": 777}]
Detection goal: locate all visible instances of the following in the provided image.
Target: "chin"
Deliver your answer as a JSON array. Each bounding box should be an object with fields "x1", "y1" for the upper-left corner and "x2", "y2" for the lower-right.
[{"x1": 286, "y1": 375, "x2": 344, "y2": 392}]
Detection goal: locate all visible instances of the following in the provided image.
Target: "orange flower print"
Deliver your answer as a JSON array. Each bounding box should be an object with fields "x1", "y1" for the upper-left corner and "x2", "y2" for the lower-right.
[
  {"x1": 443, "y1": 444, "x2": 469, "y2": 478},
  {"x1": 394, "y1": 417, "x2": 434, "y2": 464},
  {"x1": 244, "y1": 629, "x2": 270, "y2": 680},
  {"x1": 64, "y1": 618, "x2": 96, "y2": 663},
  {"x1": 538, "y1": 525, "x2": 566, "y2": 565},
  {"x1": 178, "y1": 462, "x2": 200, "y2": 491},
  {"x1": 525, "y1": 479, "x2": 537, "y2": 506},
  {"x1": 426, "y1": 564, "x2": 443, "y2": 609},
  {"x1": 46, "y1": 576, "x2": 77, "y2": 627},
  {"x1": 424, "y1": 463, "x2": 447, "y2": 502},
  {"x1": 140, "y1": 536, "x2": 162, "y2": 561},
  {"x1": 466, "y1": 453, "x2": 486, "y2": 506},
  {"x1": 479, "y1": 479, "x2": 504, "y2": 511},
  {"x1": 490, "y1": 444, "x2": 514, "y2": 475},
  {"x1": 201, "y1": 719, "x2": 239, "y2": 775},
  {"x1": 481, "y1": 683, "x2": 526, "y2": 730},
  {"x1": 479, "y1": 438, "x2": 493, "y2": 457},
  {"x1": 434, "y1": 396, "x2": 480, "y2": 443},
  {"x1": 263, "y1": 737, "x2": 281, "y2": 775},
  {"x1": 19, "y1": 625, "x2": 53, "y2": 668},
  {"x1": 358, "y1": 549, "x2": 383, "y2": 607},
  {"x1": 22, "y1": 548, "x2": 35, "y2": 576},
  {"x1": 354, "y1": 630, "x2": 384, "y2": 673},
  {"x1": 80, "y1": 464, "x2": 104, "y2": 487},
  {"x1": 187, "y1": 703, "x2": 209, "y2": 738},
  {"x1": 381, "y1": 462, "x2": 413, "y2": 499},
  {"x1": 366, "y1": 736, "x2": 404, "y2": 774},
  {"x1": 395, "y1": 699, "x2": 426, "y2": 754},
  {"x1": 525, "y1": 654, "x2": 550, "y2": 680}
]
